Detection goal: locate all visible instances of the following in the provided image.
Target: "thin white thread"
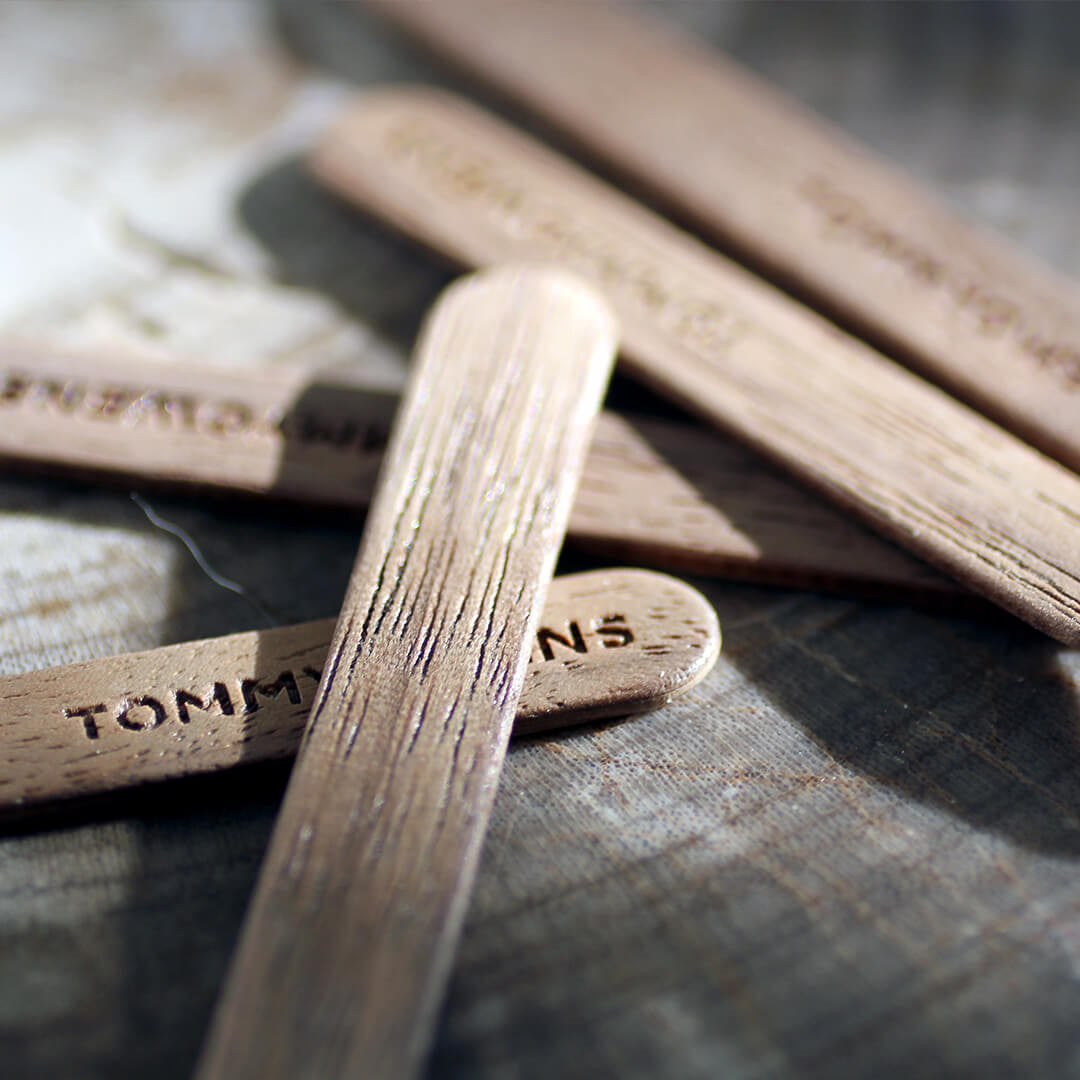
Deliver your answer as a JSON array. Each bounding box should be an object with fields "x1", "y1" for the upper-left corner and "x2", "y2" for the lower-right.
[{"x1": 130, "y1": 492, "x2": 277, "y2": 627}]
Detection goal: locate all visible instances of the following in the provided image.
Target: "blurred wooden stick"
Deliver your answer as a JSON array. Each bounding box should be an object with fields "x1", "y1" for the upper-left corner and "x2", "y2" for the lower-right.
[
  {"x1": 310, "y1": 89, "x2": 1080, "y2": 646},
  {"x1": 365, "y1": 0, "x2": 1080, "y2": 473},
  {"x1": 0, "y1": 342, "x2": 961, "y2": 601}
]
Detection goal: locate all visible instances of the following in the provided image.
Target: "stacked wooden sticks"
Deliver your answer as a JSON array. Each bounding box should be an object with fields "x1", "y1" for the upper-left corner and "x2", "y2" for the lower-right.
[
  {"x1": 208, "y1": 1, "x2": 1080, "y2": 1070},
  {"x1": 3, "y1": 2, "x2": 1078, "y2": 1077}
]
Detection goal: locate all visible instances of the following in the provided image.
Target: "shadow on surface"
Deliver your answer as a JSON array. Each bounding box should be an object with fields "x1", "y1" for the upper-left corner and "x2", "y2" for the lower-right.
[
  {"x1": 0, "y1": 469, "x2": 363, "y2": 1079},
  {"x1": 254, "y1": 0, "x2": 1080, "y2": 863},
  {"x1": 7, "y1": 2, "x2": 1074, "y2": 1077},
  {"x1": 723, "y1": 593, "x2": 1080, "y2": 856}
]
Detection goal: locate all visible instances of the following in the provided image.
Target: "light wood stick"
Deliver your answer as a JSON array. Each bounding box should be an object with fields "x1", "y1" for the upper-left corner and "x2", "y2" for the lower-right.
[
  {"x1": 195, "y1": 266, "x2": 617, "y2": 1079},
  {"x1": 0, "y1": 342, "x2": 958, "y2": 600},
  {"x1": 310, "y1": 89, "x2": 1080, "y2": 646},
  {"x1": 364, "y1": 0, "x2": 1080, "y2": 473},
  {"x1": 0, "y1": 568, "x2": 720, "y2": 815}
]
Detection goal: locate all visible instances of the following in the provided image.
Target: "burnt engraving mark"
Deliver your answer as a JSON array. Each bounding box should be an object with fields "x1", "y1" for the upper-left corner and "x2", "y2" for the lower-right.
[
  {"x1": 595, "y1": 614, "x2": 633, "y2": 648},
  {"x1": 536, "y1": 621, "x2": 588, "y2": 661},
  {"x1": 382, "y1": 119, "x2": 1079, "y2": 395},
  {"x1": 241, "y1": 671, "x2": 302, "y2": 715},
  {"x1": 535, "y1": 615, "x2": 634, "y2": 661},
  {"x1": 383, "y1": 120, "x2": 746, "y2": 363},
  {"x1": 64, "y1": 668, "x2": 316, "y2": 741},
  {"x1": 0, "y1": 371, "x2": 394, "y2": 456},
  {"x1": 175, "y1": 682, "x2": 235, "y2": 723},
  {"x1": 62, "y1": 614, "x2": 634, "y2": 740},
  {"x1": 64, "y1": 703, "x2": 107, "y2": 740},
  {"x1": 799, "y1": 174, "x2": 1080, "y2": 387},
  {"x1": 116, "y1": 696, "x2": 167, "y2": 731}
]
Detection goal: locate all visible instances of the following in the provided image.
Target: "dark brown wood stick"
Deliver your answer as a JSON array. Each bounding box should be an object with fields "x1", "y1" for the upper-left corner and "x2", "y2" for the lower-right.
[
  {"x1": 364, "y1": 0, "x2": 1080, "y2": 474},
  {"x1": 194, "y1": 266, "x2": 617, "y2": 1079},
  {"x1": 310, "y1": 89, "x2": 1080, "y2": 646},
  {"x1": 0, "y1": 568, "x2": 720, "y2": 815}
]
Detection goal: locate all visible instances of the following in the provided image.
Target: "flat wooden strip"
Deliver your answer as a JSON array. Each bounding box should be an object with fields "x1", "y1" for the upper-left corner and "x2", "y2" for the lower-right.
[
  {"x1": 0, "y1": 568, "x2": 719, "y2": 814},
  {"x1": 578, "y1": 412, "x2": 961, "y2": 603},
  {"x1": 309, "y1": 89, "x2": 1080, "y2": 646},
  {"x1": 0, "y1": 342, "x2": 959, "y2": 600},
  {"x1": 365, "y1": 0, "x2": 1080, "y2": 473},
  {"x1": 0, "y1": 342, "x2": 389, "y2": 504},
  {"x1": 195, "y1": 266, "x2": 617, "y2": 1079}
]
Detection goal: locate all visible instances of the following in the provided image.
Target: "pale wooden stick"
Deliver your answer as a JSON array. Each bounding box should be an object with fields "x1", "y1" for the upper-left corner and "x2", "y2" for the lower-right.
[
  {"x1": 310, "y1": 89, "x2": 1080, "y2": 646},
  {"x1": 0, "y1": 342, "x2": 963, "y2": 600},
  {"x1": 0, "y1": 568, "x2": 719, "y2": 814},
  {"x1": 195, "y1": 266, "x2": 617, "y2": 1079},
  {"x1": 364, "y1": 0, "x2": 1080, "y2": 473}
]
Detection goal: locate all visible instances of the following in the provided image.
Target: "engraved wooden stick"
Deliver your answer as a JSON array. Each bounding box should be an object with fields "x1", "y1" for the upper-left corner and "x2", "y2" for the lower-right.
[
  {"x1": 310, "y1": 89, "x2": 1080, "y2": 646},
  {"x1": 0, "y1": 568, "x2": 720, "y2": 815},
  {"x1": 195, "y1": 266, "x2": 617, "y2": 1079},
  {"x1": 364, "y1": 0, "x2": 1080, "y2": 473},
  {"x1": 0, "y1": 343, "x2": 958, "y2": 600}
]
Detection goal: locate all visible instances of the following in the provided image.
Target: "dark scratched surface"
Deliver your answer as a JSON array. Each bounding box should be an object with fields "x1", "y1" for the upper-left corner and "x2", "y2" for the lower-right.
[{"x1": 2, "y1": 2, "x2": 1080, "y2": 1077}]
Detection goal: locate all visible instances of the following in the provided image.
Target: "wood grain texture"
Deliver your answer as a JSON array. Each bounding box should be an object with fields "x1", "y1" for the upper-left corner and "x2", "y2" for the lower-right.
[
  {"x1": 576, "y1": 413, "x2": 959, "y2": 603},
  {"x1": 364, "y1": 0, "x2": 1080, "y2": 473},
  {"x1": 310, "y1": 89, "x2": 1080, "y2": 646},
  {"x1": 0, "y1": 343, "x2": 958, "y2": 600},
  {"x1": 6, "y1": 5, "x2": 1080, "y2": 1079},
  {"x1": 0, "y1": 568, "x2": 719, "y2": 814},
  {"x1": 194, "y1": 266, "x2": 618, "y2": 1079}
]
